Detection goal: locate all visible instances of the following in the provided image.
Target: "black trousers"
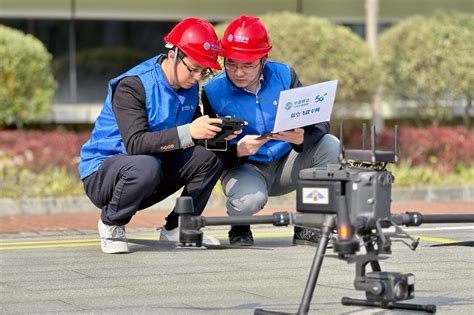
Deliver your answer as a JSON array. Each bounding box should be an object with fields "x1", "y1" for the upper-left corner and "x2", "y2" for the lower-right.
[{"x1": 83, "y1": 145, "x2": 224, "y2": 227}]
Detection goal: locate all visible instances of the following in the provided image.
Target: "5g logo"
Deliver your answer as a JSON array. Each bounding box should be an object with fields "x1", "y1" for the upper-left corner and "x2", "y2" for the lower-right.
[{"x1": 315, "y1": 93, "x2": 327, "y2": 103}]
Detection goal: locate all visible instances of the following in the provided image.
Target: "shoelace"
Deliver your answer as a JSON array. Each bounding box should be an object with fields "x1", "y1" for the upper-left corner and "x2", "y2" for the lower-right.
[
  {"x1": 298, "y1": 229, "x2": 319, "y2": 240},
  {"x1": 107, "y1": 225, "x2": 126, "y2": 239}
]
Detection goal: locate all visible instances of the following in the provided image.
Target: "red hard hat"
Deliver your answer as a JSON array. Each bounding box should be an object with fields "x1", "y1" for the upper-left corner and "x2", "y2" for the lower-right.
[
  {"x1": 164, "y1": 18, "x2": 221, "y2": 70},
  {"x1": 219, "y1": 15, "x2": 272, "y2": 62}
]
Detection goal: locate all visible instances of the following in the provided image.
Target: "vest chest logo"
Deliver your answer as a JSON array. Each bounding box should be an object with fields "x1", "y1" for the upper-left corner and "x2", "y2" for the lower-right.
[
  {"x1": 160, "y1": 144, "x2": 175, "y2": 151},
  {"x1": 182, "y1": 105, "x2": 194, "y2": 111}
]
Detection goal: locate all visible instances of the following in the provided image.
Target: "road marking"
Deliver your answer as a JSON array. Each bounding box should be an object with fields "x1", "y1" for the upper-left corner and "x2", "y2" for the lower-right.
[
  {"x1": 416, "y1": 236, "x2": 460, "y2": 244},
  {"x1": 0, "y1": 238, "x2": 99, "y2": 245},
  {"x1": 0, "y1": 229, "x2": 465, "y2": 250},
  {"x1": 0, "y1": 243, "x2": 100, "y2": 250}
]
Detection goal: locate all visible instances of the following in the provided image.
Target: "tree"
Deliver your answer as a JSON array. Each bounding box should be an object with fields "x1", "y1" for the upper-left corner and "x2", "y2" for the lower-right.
[
  {"x1": 379, "y1": 11, "x2": 474, "y2": 126},
  {"x1": 439, "y1": 11, "x2": 474, "y2": 128}
]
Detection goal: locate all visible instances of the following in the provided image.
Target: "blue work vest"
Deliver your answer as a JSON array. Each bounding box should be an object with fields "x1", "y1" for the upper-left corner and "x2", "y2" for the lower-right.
[
  {"x1": 79, "y1": 54, "x2": 198, "y2": 179},
  {"x1": 203, "y1": 61, "x2": 292, "y2": 163}
]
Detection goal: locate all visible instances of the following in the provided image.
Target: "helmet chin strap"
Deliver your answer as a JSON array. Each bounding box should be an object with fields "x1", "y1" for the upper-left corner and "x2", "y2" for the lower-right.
[
  {"x1": 244, "y1": 59, "x2": 264, "y2": 92},
  {"x1": 170, "y1": 47, "x2": 181, "y2": 90}
]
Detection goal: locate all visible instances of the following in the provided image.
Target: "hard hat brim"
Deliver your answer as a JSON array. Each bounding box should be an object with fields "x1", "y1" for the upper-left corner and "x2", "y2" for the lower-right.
[
  {"x1": 184, "y1": 52, "x2": 222, "y2": 71},
  {"x1": 220, "y1": 48, "x2": 269, "y2": 62}
]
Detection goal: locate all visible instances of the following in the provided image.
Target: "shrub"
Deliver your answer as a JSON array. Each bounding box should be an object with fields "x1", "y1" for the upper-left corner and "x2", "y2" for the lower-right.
[
  {"x1": 343, "y1": 125, "x2": 474, "y2": 172},
  {"x1": 388, "y1": 163, "x2": 474, "y2": 187},
  {"x1": 0, "y1": 25, "x2": 56, "y2": 128},
  {"x1": 0, "y1": 130, "x2": 89, "y2": 172},
  {"x1": 0, "y1": 127, "x2": 472, "y2": 198},
  {"x1": 0, "y1": 166, "x2": 84, "y2": 198},
  {"x1": 214, "y1": 12, "x2": 380, "y2": 104},
  {"x1": 379, "y1": 11, "x2": 474, "y2": 125},
  {"x1": 0, "y1": 130, "x2": 89, "y2": 197}
]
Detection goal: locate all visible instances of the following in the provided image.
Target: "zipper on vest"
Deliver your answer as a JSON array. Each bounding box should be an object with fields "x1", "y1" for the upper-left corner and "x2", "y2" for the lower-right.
[
  {"x1": 255, "y1": 92, "x2": 275, "y2": 162},
  {"x1": 256, "y1": 96, "x2": 267, "y2": 133}
]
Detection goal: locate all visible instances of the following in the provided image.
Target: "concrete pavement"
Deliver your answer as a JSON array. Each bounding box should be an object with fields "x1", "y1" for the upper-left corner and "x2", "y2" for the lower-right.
[
  {"x1": 1, "y1": 191, "x2": 473, "y2": 314},
  {"x1": 1, "y1": 223, "x2": 473, "y2": 314}
]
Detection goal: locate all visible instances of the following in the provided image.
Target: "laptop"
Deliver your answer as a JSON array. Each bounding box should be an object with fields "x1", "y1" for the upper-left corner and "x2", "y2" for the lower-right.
[{"x1": 260, "y1": 80, "x2": 337, "y2": 137}]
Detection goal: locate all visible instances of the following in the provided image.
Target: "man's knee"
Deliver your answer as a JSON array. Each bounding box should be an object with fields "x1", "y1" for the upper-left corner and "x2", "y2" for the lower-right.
[
  {"x1": 312, "y1": 134, "x2": 340, "y2": 166},
  {"x1": 226, "y1": 193, "x2": 268, "y2": 216}
]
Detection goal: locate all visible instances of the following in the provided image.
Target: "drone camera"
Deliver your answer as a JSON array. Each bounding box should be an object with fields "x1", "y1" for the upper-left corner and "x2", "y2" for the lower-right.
[{"x1": 361, "y1": 272, "x2": 415, "y2": 302}]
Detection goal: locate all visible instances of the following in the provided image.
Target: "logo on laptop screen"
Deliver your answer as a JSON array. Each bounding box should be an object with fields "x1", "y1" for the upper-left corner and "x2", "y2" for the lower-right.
[{"x1": 315, "y1": 93, "x2": 328, "y2": 103}]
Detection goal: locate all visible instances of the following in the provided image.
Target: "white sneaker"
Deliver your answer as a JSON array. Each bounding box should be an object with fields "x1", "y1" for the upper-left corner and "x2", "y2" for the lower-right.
[
  {"x1": 159, "y1": 227, "x2": 220, "y2": 245},
  {"x1": 98, "y1": 220, "x2": 130, "y2": 254}
]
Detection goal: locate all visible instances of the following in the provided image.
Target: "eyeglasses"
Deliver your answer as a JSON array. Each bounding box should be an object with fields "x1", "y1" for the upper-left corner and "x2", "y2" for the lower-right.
[
  {"x1": 224, "y1": 60, "x2": 261, "y2": 73},
  {"x1": 180, "y1": 58, "x2": 213, "y2": 79}
]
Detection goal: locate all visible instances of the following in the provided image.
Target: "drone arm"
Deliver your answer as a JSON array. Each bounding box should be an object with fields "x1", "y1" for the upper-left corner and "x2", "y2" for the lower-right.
[
  {"x1": 391, "y1": 212, "x2": 474, "y2": 226},
  {"x1": 197, "y1": 212, "x2": 291, "y2": 227}
]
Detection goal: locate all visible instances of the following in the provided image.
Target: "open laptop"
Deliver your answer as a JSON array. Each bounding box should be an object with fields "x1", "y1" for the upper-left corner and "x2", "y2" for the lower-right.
[{"x1": 260, "y1": 80, "x2": 337, "y2": 137}]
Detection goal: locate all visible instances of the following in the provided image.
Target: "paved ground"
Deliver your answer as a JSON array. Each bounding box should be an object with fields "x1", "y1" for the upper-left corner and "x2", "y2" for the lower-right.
[
  {"x1": 1, "y1": 201, "x2": 473, "y2": 314},
  {"x1": 1, "y1": 224, "x2": 474, "y2": 314}
]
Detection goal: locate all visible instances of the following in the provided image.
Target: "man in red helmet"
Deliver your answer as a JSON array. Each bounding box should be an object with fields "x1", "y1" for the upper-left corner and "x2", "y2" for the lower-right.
[
  {"x1": 79, "y1": 18, "x2": 239, "y2": 254},
  {"x1": 202, "y1": 15, "x2": 340, "y2": 246}
]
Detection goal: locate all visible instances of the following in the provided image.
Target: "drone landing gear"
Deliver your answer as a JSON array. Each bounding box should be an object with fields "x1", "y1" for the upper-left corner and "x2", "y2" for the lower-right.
[
  {"x1": 254, "y1": 214, "x2": 437, "y2": 315},
  {"x1": 341, "y1": 297, "x2": 437, "y2": 313},
  {"x1": 255, "y1": 215, "x2": 336, "y2": 315}
]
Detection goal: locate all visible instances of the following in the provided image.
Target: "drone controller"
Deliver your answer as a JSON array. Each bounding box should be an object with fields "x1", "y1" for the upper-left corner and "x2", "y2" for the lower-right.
[
  {"x1": 205, "y1": 116, "x2": 245, "y2": 150},
  {"x1": 211, "y1": 116, "x2": 245, "y2": 142}
]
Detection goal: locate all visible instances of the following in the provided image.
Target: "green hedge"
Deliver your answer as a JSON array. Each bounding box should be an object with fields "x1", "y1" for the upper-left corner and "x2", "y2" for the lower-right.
[{"x1": 0, "y1": 24, "x2": 56, "y2": 128}]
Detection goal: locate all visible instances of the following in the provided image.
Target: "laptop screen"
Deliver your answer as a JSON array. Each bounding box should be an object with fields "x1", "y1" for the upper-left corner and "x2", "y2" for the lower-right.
[{"x1": 271, "y1": 80, "x2": 337, "y2": 133}]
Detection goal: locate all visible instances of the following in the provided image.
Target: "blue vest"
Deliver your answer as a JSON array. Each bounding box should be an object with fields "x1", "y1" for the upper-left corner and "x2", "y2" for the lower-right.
[
  {"x1": 79, "y1": 55, "x2": 198, "y2": 179},
  {"x1": 203, "y1": 61, "x2": 292, "y2": 163}
]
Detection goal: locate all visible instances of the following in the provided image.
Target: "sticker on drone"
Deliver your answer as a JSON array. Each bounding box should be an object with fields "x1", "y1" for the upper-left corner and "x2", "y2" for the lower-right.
[{"x1": 302, "y1": 187, "x2": 329, "y2": 204}]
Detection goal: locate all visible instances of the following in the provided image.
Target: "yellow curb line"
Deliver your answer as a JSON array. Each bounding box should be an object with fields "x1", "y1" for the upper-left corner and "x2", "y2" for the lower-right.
[
  {"x1": 0, "y1": 243, "x2": 100, "y2": 250},
  {"x1": 0, "y1": 239, "x2": 99, "y2": 245},
  {"x1": 416, "y1": 236, "x2": 458, "y2": 244},
  {"x1": 0, "y1": 233, "x2": 458, "y2": 250}
]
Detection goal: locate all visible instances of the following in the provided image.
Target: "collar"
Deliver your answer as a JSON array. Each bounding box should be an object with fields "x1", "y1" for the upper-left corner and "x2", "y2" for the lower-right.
[{"x1": 243, "y1": 73, "x2": 264, "y2": 95}]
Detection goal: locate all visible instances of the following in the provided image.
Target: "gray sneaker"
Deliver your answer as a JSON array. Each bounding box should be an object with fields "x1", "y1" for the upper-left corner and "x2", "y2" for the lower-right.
[
  {"x1": 98, "y1": 220, "x2": 130, "y2": 254},
  {"x1": 293, "y1": 226, "x2": 334, "y2": 248},
  {"x1": 159, "y1": 227, "x2": 220, "y2": 245}
]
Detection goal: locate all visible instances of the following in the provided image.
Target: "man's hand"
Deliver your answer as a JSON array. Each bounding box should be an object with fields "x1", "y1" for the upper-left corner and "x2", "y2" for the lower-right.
[
  {"x1": 236, "y1": 135, "x2": 271, "y2": 157},
  {"x1": 269, "y1": 128, "x2": 304, "y2": 145},
  {"x1": 189, "y1": 115, "x2": 222, "y2": 140},
  {"x1": 224, "y1": 121, "x2": 247, "y2": 141}
]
